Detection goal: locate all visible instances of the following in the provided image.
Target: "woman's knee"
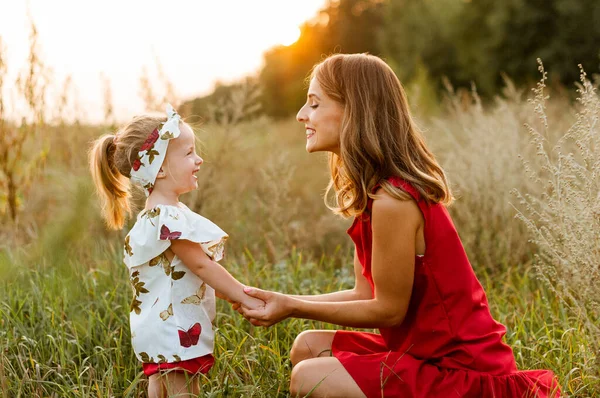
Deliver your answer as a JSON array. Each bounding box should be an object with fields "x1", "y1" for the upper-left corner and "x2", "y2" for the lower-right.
[
  {"x1": 290, "y1": 358, "x2": 365, "y2": 398},
  {"x1": 289, "y1": 359, "x2": 312, "y2": 397},
  {"x1": 290, "y1": 330, "x2": 313, "y2": 367},
  {"x1": 290, "y1": 330, "x2": 334, "y2": 367}
]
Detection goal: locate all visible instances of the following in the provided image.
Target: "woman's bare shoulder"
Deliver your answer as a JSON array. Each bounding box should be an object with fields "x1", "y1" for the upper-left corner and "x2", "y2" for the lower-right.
[{"x1": 371, "y1": 187, "x2": 423, "y2": 227}]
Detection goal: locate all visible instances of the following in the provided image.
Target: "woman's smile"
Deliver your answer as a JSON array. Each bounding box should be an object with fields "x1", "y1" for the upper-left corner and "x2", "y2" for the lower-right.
[{"x1": 305, "y1": 126, "x2": 316, "y2": 140}]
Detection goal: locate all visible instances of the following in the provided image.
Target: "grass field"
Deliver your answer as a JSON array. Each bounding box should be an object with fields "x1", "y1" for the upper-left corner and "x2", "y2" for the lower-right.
[{"x1": 0, "y1": 70, "x2": 598, "y2": 396}]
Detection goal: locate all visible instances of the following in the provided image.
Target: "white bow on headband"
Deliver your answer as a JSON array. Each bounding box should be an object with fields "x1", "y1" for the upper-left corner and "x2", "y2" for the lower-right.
[{"x1": 130, "y1": 104, "x2": 181, "y2": 196}]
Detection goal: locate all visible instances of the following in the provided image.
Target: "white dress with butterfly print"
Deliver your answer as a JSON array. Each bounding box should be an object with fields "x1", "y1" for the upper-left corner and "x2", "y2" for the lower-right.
[{"x1": 123, "y1": 203, "x2": 228, "y2": 364}]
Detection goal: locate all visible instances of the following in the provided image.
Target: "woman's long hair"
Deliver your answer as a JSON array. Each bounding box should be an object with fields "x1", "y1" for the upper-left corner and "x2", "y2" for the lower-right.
[{"x1": 312, "y1": 53, "x2": 453, "y2": 217}]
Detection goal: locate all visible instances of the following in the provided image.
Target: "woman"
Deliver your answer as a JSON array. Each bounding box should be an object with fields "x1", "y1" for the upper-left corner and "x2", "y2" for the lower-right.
[{"x1": 240, "y1": 53, "x2": 560, "y2": 398}]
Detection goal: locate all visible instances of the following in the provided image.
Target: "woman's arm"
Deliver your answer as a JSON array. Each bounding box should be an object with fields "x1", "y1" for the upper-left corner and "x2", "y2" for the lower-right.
[
  {"x1": 287, "y1": 249, "x2": 372, "y2": 302},
  {"x1": 229, "y1": 248, "x2": 370, "y2": 313},
  {"x1": 169, "y1": 239, "x2": 264, "y2": 310},
  {"x1": 243, "y1": 191, "x2": 420, "y2": 328}
]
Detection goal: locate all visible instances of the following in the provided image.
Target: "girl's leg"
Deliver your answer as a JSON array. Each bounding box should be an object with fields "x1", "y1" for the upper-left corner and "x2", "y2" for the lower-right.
[
  {"x1": 290, "y1": 330, "x2": 336, "y2": 367},
  {"x1": 290, "y1": 357, "x2": 365, "y2": 398},
  {"x1": 148, "y1": 374, "x2": 162, "y2": 398},
  {"x1": 163, "y1": 372, "x2": 201, "y2": 397},
  {"x1": 147, "y1": 372, "x2": 201, "y2": 398}
]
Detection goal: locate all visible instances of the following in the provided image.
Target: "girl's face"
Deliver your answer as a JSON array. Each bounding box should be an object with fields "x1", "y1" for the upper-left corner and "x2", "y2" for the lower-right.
[
  {"x1": 296, "y1": 78, "x2": 344, "y2": 155},
  {"x1": 160, "y1": 123, "x2": 203, "y2": 195}
]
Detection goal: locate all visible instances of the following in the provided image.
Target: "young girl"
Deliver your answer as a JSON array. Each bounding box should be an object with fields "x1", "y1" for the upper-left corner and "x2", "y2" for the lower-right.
[
  {"x1": 240, "y1": 54, "x2": 561, "y2": 397},
  {"x1": 89, "y1": 105, "x2": 263, "y2": 397}
]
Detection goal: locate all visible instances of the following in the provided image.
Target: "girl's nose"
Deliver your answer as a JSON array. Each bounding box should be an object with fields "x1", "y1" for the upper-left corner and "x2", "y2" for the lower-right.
[{"x1": 197, "y1": 156, "x2": 203, "y2": 165}]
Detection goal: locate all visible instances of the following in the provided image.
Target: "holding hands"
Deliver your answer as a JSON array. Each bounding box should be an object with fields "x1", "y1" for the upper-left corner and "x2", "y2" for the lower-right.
[
  {"x1": 221, "y1": 287, "x2": 293, "y2": 327},
  {"x1": 215, "y1": 289, "x2": 265, "y2": 313},
  {"x1": 242, "y1": 287, "x2": 293, "y2": 326}
]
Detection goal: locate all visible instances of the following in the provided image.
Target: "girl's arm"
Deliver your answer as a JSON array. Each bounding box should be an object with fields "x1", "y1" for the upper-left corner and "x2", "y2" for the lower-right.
[
  {"x1": 169, "y1": 239, "x2": 264, "y2": 310},
  {"x1": 243, "y1": 191, "x2": 420, "y2": 328},
  {"x1": 287, "y1": 249, "x2": 372, "y2": 302}
]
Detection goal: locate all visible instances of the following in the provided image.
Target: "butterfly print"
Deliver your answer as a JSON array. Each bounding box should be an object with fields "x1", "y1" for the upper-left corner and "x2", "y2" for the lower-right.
[
  {"x1": 148, "y1": 252, "x2": 183, "y2": 279},
  {"x1": 139, "y1": 352, "x2": 154, "y2": 363},
  {"x1": 140, "y1": 128, "x2": 159, "y2": 151},
  {"x1": 130, "y1": 270, "x2": 148, "y2": 315},
  {"x1": 160, "y1": 225, "x2": 181, "y2": 240},
  {"x1": 144, "y1": 207, "x2": 161, "y2": 219},
  {"x1": 178, "y1": 323, "x2": 201, "y2": 348},
  {"x1": 147, "y1": 149, "x2": 160, "y2": 164},
  {"x1": 143, "y1": 182, "x2": 154, "y2": 195},
  {"x1": 159, "y1": 303, "x2": 173, "y2": 321},
  {"x1": 130, "y1": 298, "x2": 142, "y2": 315},
  {"x1": 204, "y1": 237, "x2": 227, "y2": 259},
  {"x1": 170, "y1": 268, "x2": 186, "y2": 280},
  {"x1": 124, "y1": 235, "x2": 133, "y2": 256},
  {"x1": 161, "y1": 130, "x2": 175, "y2": 140},
  {"x1": 181, "y1": 283, "x2": 207, "y2": 305},
  {"x1": 151, "y1": 253, "x2": 185, "y2": 280},
  {"x1": 149, "y1": 252, "x2": 171, "y2": 276},
  {"x1": 132, "y1": 158, "x2": 143, "y2": 171}
]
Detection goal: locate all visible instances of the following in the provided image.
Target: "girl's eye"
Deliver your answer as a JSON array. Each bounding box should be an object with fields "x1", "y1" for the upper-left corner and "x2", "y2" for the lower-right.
[{"x1": 310, "y1": 104, "x2": 319, "y2": 109}]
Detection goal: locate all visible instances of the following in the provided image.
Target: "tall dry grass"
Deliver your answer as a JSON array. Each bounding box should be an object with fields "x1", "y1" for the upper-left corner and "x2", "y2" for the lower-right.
[
  {"x1": 0, "y1": 22, "x2": 49, "y2": 224},
  {"x1": 0, "y1": 22, "x2": 598, "y2": 396},
  {"x1": 513, "y1": 61, "x2": 600, "y2": 373},
  {"x1": 423, "y1": 77, "x2": 574, "y2": 272}
]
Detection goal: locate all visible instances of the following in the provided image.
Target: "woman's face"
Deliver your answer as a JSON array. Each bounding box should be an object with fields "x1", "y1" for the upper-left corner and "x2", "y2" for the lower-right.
[{"x1": 296, "y1": 77, "x2": 344, "y2": 155}]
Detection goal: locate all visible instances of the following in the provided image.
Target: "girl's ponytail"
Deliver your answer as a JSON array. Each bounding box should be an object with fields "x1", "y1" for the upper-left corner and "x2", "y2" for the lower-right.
[{"x1": 89, "y1": 134, "x2": 131, "y2": 230}]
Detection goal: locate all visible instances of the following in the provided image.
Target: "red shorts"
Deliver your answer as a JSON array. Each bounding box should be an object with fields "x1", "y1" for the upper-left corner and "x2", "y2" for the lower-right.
[{"x1": 142, "y1": 354, "x2": 214, "y2": 377}]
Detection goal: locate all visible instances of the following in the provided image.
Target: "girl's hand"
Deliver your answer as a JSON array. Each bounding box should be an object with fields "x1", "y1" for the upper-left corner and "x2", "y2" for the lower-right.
[
  {"x1": 216, "y1": 290, "x2": 239, "y2": 307},
  {"x1": 241, "y1": 295, "x2": 266, "y2": 311},
  {"x1": 216, "y1": 290, "x2": 253, "y2": 313},
  {"x1": 240, "y1": 287, "x2": 293, "y2": 327}
]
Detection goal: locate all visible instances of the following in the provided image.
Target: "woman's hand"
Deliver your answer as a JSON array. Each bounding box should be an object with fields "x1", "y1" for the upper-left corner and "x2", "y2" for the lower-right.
[
  {"x1": 216, "y1": 289, "x2": 260, "y2": 312},
  {"x1": 240, "y1": 294, "x2": 266, "y2": 311},
  {"x1": 240, "y1": 287, "x2": 294, "y2": 327}
]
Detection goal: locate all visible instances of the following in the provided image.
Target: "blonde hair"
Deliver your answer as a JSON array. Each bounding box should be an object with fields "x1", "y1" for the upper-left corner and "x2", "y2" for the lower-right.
[
  {"x1": 89, "y1": 115, "x2": 166, "y2": 229},
  {"x1": 311, "y1": 53, "x2": 453, "y2": 217}
]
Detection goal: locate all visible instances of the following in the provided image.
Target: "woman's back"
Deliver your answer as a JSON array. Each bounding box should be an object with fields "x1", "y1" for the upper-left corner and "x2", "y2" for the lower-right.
[{"x1": 337, "y1": 176, "x2": 559, "y2": 396}]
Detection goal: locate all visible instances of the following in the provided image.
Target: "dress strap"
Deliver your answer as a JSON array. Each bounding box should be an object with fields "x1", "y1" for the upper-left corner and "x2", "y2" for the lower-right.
[
  {"x1": 387, "y1": 176, "x2": 430, "y2": 225},
  {"x1": 366, "y1": 183, "x2": 381, "y2": 212},
  {"x1": 367, "y1": 177, "x2": 427, "y2": 215},
  {"x1": 387, "y1": 176, "x2": 422, "y2": 202}
]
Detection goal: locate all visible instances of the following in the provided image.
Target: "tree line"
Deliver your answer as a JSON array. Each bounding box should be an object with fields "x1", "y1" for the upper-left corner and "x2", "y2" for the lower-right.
[{"x1": 184, "y1": 0, "x2": 600, "y2": 119}]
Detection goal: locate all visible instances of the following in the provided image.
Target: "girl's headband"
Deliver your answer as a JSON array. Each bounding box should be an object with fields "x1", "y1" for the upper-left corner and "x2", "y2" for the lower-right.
[{"x1": 130, "y1": 104, "x2": 181, "y2": 196}]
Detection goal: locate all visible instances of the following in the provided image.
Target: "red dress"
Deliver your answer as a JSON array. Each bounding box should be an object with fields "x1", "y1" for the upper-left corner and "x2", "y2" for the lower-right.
[{"x1": 331, "y1": 177, "x2": 560, "y2": 397}]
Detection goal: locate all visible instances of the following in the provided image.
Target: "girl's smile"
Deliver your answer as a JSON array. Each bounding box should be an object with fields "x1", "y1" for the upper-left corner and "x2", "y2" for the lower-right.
[{"x1": 154, "y1": 123, "x2": 203, "y2": 198}]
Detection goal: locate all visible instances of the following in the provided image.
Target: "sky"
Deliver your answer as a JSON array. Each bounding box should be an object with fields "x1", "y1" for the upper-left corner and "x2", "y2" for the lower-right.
[{"x1": 0, "y1": 0, "x2": 327, "y2": 123}]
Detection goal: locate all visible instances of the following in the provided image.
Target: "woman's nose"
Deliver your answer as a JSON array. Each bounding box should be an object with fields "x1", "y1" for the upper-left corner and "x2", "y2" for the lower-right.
[{"x1": 296, "y1": 105, "x2": 307, "y2": 123}]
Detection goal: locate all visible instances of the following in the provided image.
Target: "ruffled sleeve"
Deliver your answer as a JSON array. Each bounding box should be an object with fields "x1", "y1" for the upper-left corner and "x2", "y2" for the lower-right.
[{"x1": 123, "y1": 204, "x2": 228, "y2": 268}]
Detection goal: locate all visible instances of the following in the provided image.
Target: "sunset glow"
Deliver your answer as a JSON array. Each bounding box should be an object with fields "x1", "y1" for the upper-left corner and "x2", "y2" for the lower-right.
[
  {"x1": 278, "y1": 26, "x2": 302, "y2": 47},
  {"x1": 0, "y1": 0, "x2": 327, "y2": 122}
]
